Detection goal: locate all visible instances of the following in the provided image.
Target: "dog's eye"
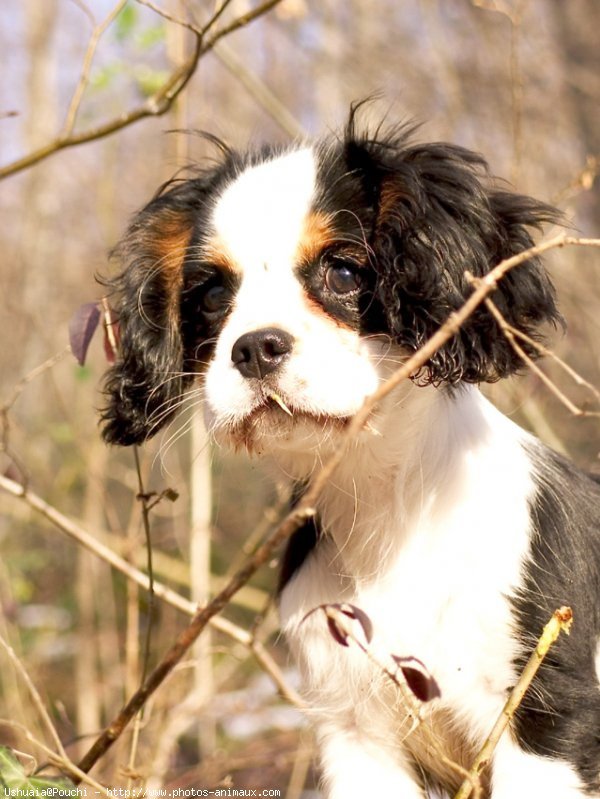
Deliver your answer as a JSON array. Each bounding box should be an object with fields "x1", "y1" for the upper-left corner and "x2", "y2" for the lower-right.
[
  {"x1": 325, "y1": 263, "x2": 362, "y2": 295},
  {"x1": 201, "y1": 283, "x2": 228, "y2": 314}
]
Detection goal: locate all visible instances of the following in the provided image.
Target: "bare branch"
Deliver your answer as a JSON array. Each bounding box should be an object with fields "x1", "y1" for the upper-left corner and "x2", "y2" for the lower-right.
[
  {"x1": 552, "y1": 155, "x2": 599, "y2": 206},
  {"x1": 66, "y1": 0, "x2": 96, "y2": 26},
  {"x1": 1, "y1": 348, "x2": 70, "y2": 420},
  {"x1": 196, "y1": 0, "x2": 237, "y2": 36},
  {"x1": 0, "y1": 0, "x2": 284, "y2": 180},
  {"x1": 0, "y1": 472, "x2": 303, "y2": 710},
  {"x1": 471, "y1": 0, "x2": 526, "y2": 182},
  {"x1": 203, "y1": 0, "x2": 283, "y2": 46},
  {"x1": 138, "y1": 0, "x2": 305, "y2": 137},
  {"x1": 0, "y1": 631, "x2": 110, "y2": 794},
  {"x1": 506, "y1": 324, "x2": 600, "y2": 403},
  {"x1": 0, "y1": 37, "x2": 201, "y2": 180}
]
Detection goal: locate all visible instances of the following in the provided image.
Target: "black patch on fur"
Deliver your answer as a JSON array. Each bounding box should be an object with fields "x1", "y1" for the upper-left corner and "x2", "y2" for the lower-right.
[
  {"x1": 277, "y1": 484, "x2": 321, "y2": 594},
  {"x1": 512, "y1": 445, "x2": 600, "y2": 791}
]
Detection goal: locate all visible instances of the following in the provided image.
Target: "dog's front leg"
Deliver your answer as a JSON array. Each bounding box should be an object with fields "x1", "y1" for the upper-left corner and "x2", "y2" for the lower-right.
[
  {"x1": 490, "y1": 735, "x2": 589, "y2": 798},
  {"x1": 318, "y1": 723, "x2": 425, "y2": 799}
]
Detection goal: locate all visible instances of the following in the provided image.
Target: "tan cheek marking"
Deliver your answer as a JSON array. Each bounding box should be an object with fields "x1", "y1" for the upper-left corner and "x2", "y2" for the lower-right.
[
  {"x1": 144, "y1": 210, "x2": 193, "y2": 326},
  {"x1": 149, "y1": 211, "x2": 193, "y2": 287}
]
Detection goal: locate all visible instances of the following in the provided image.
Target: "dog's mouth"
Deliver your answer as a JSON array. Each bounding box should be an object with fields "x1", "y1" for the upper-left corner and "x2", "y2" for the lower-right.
[{"x1": 220, "y1": 390, "x2": 352, "y2": 453}]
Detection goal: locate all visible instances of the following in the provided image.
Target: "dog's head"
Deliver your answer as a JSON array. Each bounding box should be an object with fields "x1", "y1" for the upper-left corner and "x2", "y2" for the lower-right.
[{"x1": 101, "y1": 114, "x2": 561, "y2": 454}]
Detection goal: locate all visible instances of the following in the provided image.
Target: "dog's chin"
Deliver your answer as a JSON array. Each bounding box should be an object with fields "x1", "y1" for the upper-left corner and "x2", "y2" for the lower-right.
[{"x1": 212, "y1": 400, "x2": 351, "y2": 456}]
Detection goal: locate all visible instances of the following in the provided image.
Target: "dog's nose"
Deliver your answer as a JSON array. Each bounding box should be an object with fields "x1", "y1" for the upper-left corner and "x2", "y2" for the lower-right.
[{"x1": 231, "y1": 327, "x2": 294, "y2": 380}]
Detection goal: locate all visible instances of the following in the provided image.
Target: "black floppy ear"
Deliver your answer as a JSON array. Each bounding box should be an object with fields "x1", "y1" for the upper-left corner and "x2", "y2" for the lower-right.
[
  {"x1": 101, "y1": 186, "x2": 197, "y2": 446},
  {"x1": 360, "y1": 134, "x2": 563, "y2": 384}
]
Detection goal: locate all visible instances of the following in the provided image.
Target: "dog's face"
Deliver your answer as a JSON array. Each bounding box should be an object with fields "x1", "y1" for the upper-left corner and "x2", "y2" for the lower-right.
[
  {"x1": 200, "y1": 146, "x2": 388, "y2": 454},
  {"x1": 101, "y1": 116, "x2": 561, "y2": 453}
]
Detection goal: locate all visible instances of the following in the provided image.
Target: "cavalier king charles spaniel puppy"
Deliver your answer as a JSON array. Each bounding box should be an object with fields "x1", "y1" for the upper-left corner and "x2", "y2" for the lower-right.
[{"x1": 101, "y1": 110, "x2": 600, "y2": 798}]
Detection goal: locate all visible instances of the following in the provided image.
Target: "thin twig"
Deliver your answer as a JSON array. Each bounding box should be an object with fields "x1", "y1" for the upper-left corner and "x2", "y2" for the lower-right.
[
  {"x1": 0, "y1": 30, "x2": 200, "y2": 180},
  {"x1": 67, "y1": 0, "x2": 95, "y2": 26},
  {"x1": 0, "y1": 348, "x2": 71, "y2": 493},
  {"x1": 485, "y1": 299, "x2": 600, "y2": 417},
  {"x1": 0, "y1": 633, "x2": 68, "y2": 761},
  {"x1": 197, "y1": 0, "x2": 236, "y2": 36},
  {"x1": 466, "y1": 273, "x2": 600, "y2": 417},
  {"x1": 213, "y1": 41, "x2": 306, "y2": 139},
  {"x1": 127, "y1": 446, "x2": 156, "y2": 784},
  {"x1": 62, "y1": 0, "x2": 129, "y2": 136},
  {"x1": 135, "y1": 0, "x2": 201, "y2": 36},
  {"x1": 140, "y1": 0, "x2": 305, "y2": 137},
  {"x1": 507, "y1": 323, "x2": 600, "y2": 402},
  {"x1": 552, "y1": 156, "x2": 598, "y2": 206},
  {"x1": 453, "y1": 607, "x2": 573, "y2": 799},
  {"x1": 202, "y1": 0, "x2": 283, "y2": 45},
  {"x1": 507, "y1": 1, "x2": 525, "y2": 184},
  {"x1": 133, "y1": 446, "x2": 155, "y2": 683},
  {"x1": 1, "y1": 348, "x2": 70, "y2": 419},
  {"x1": 73, "y1": 233, "x2": 599, "y2": 777},
  {"x1": 75, "y1": 501, "x2": 317, "y2": 774}
]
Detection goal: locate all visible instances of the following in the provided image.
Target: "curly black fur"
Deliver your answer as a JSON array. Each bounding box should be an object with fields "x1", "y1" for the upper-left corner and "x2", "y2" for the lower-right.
[
  {"x1": 513, "y1": 447, "x2": 600, "y2": 792},
  {"x1": 331, "y1": 113, "x2": 564, "y2": 384}
]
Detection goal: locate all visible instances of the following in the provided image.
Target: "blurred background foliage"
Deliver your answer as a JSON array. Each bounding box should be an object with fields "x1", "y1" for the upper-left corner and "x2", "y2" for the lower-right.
[{"x1": 0, "y1": 0, "x2": 598, "y2": 796}]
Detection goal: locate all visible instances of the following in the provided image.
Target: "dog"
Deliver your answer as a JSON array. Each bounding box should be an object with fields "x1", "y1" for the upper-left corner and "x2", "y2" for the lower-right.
[{"x1": 101, "y1": 110, "x2": 600, "y2": 798}]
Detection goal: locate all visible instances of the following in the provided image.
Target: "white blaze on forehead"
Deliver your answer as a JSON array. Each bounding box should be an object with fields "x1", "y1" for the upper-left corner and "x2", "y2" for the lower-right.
[
  {"x1": 203, "y1": 144, "x2": 386, "y2": 445},
  {"x1": 211, "y1": 147, "x2": 317, "y2": 274}
]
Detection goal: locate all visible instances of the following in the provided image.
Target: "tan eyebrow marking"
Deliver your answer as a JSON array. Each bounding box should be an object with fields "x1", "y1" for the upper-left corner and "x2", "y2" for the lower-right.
[
  {"x1": 202, "y1": 235, "x2": 241, "y2": 274},
  {"x1": 296, "y1": 211, "x2": 337, "y2": 265}
]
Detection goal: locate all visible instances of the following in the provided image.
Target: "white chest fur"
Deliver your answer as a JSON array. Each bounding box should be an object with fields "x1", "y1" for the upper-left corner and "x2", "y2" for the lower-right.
[{"x1": 278, "y1": 387, "x2": 537, "y2": 784}]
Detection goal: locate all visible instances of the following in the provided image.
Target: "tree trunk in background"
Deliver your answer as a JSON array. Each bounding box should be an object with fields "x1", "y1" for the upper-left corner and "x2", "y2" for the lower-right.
[{"x1": 20, "y1": 0, "x2": 60, "y2": 374}]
